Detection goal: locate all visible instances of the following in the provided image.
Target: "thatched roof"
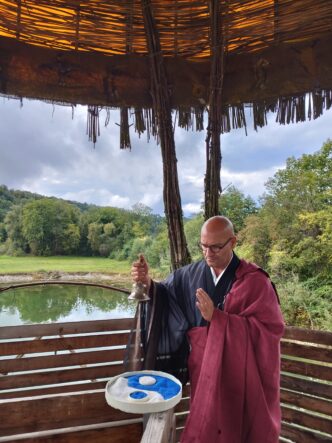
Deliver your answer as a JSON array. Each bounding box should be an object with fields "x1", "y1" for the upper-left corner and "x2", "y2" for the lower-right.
[{"x1": 1, "y1": 0, "x2": 332, "y2": 136}]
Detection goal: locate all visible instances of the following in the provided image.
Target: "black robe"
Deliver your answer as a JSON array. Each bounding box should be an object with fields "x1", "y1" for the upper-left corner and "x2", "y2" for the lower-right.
[{"x1": 132, "y1": 254, "x2": 240, "y2": 383}]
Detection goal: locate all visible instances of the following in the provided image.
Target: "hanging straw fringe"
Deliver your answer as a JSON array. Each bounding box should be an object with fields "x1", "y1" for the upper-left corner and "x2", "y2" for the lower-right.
[
  {"x1": 133, "y1": 107, "x2": 146, "y2": 137},
  {"x1": 119, "y1": 107, "x2": 132, "y2": 150},
  {"x1": 143, "y1": 108, "x2": 158, "y2": 143},
  {"x1": 87, "y1": 105, "x2": 100, "y2": 145},
  {"x1": 177, "y1": 106, "x2": 205, "y2": 132},
  {"x1": 194, "y1": 106, "x2": 205, "y2": 131},
  {"x1": 75, "y1": 87, "x2": 332, "y2": 144}
]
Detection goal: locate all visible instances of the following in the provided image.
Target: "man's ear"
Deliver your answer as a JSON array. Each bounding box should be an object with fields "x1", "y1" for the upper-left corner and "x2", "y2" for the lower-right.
[{"x1": 231, "y1": 236, "x2": 237, "y2": 248}]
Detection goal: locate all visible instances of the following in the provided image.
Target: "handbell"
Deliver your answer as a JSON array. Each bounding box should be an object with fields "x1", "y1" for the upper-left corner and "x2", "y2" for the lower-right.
[{"x1": 128, "y1": 281, "x2": 150, "y2": 302}]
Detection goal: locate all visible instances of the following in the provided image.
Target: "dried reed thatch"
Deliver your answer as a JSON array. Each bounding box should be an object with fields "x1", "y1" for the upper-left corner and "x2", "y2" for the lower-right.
[
  {"x1": 1, "y1": 0, "x2": 332, "y2": 142},
  {"x1": 1, "y1": 0, "x2": 331, "y2": 58}
]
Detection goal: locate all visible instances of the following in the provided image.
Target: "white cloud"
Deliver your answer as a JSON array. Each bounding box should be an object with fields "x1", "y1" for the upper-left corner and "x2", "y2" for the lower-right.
[
  {"x1": 182, "y1": 173, "x2": 204, "y2": 188},
  {"x1": 220, "y1": 165, "x2": 282, "y2": 200},
  {"x1": 0, "y1": 97, "x2": 331, "y2": 216},
  {"x1": 182, "y1": 202, "x2": 202, "y2": 215}
]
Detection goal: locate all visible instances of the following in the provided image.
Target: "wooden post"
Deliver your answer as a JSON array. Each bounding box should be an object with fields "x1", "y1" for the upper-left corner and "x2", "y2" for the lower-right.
[
  {"x1": 204, "y1": 0, "x2": 227, "y2": 220},
  {"x1": 141, "y1": 0, "x2": 191, "y2": 270},
  {"x1": 141, "y1": 410, "x2": 176, "y2": 443}
]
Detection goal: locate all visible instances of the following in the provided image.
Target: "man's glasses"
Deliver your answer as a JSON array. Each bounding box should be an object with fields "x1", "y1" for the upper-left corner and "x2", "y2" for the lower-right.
[{"x1": 198, "y1": 237, "x2": 233, "y2": 254}]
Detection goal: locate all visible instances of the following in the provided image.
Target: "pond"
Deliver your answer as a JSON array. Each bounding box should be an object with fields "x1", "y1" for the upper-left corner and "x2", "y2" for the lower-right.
[{"x1": 0, "y1": 282, "x2": 137, "y2": 326}]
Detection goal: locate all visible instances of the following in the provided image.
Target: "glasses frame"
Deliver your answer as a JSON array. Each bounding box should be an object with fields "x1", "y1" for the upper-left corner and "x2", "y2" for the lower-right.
[{"x1": 198, "y1": 237, "x2": 233, "y2": 254}]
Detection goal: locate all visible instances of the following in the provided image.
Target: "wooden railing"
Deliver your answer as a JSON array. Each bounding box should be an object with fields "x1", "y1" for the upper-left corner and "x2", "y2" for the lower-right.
[
  {"x1": 0, "y1": 319, "x2": 331, "y2": 442},
  {"x1": 279, "y1": 327, "x2": 332, "y2": 442},
  {"x1": 0, "y1": 318, "x2": 142, "y2": 442}
]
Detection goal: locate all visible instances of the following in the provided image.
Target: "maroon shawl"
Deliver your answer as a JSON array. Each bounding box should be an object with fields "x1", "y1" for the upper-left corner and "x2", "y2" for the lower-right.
[{"x1": 181, "y1": 260, "x2": 284, "y2": 443}]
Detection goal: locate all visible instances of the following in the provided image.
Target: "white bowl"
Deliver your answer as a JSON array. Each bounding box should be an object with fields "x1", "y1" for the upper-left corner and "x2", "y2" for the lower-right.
[{"x1": 105, "y1": 370, "x2": 182, "y2": 414}]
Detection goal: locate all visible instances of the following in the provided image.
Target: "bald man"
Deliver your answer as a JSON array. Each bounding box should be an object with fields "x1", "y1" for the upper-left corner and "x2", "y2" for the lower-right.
[{"x1": 131, "y1": 216, "x2": 284, "y2": 443}]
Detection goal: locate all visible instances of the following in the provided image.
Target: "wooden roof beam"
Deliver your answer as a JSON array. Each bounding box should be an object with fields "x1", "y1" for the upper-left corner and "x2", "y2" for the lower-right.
[{"x1": 1, "y1": 35, "x2": 332, "y2": 108}]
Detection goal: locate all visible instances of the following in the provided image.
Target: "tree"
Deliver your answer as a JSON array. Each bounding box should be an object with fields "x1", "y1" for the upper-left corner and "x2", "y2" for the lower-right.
[
  {"x1": 218, "y1": 186, "x2": 257, "y2": 233},
  {"x1": 4, "y1": 205, "x2": 27, "y2": 254},
  {"x1": 236, "y1": 213, "x2": 272, "y2": 269},
  {"x1": 22, "y1": 198, "x2": 80, "y2": 255},
  {"x1": 184, "y1": 214, "x2": 204, "y2": 261},
  {"x1": 87, "y1": 222, "x2": 104, "y2": 255},
  {"x1": 262, "y1": 140, "x2": 332, "y2": 280},
  {"x1": 263, "y1": 139, "x2": 331, "y2": 240},
  {"x1": 131, "y1": 202, "x2": 153, "y2": 217}
]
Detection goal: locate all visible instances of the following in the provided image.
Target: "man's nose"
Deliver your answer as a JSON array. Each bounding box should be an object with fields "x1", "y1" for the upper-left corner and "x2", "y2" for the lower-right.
[{"x1": 205, "y1": 247, "x2": 214, "y2": 256}]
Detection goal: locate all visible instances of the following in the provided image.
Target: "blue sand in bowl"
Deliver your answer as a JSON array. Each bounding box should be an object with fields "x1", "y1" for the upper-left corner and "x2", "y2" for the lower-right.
[
  {"x1": 126, "y1": 374, "x2": 181, "y2": 400},
  {"x1": 130, "y1": 391, "x2": 148, "y2": 400}
]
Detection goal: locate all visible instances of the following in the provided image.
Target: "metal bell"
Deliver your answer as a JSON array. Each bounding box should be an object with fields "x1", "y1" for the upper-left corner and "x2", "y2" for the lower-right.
[{"x1": 128, "y1": 281, "x2": 150, "y2": 302}]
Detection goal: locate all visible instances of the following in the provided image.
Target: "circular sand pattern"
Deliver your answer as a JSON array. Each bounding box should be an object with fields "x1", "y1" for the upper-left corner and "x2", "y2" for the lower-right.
[{"x1": 105, "y1": 370, "x2": 182, "y2": 414}]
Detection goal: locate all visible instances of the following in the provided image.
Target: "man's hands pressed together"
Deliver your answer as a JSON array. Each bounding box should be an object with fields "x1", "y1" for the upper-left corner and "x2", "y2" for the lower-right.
[{"x1": 196, "y1": 288, "x2": 214, "y2": 322}]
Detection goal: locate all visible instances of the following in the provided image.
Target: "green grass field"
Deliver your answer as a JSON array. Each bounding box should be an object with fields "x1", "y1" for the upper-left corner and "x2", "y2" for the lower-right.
[{"x1": 0, "y1": 255, "x2": 130, "y2": 274}]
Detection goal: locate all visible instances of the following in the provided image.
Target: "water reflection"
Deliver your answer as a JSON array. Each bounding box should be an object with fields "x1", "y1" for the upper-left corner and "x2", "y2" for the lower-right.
[{"x1": 0, "y1": 283, "x2": 137, "y2": 326}]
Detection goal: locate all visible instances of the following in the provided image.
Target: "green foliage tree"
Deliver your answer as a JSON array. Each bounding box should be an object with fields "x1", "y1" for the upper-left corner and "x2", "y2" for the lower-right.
[
  {"x1": 237, "y1": 141, "x2": 331, "y2": 329},
  {"x1": 264, "y1": 140, "x2": 331, "y2": 280},
  {"x1": 22, "y1": 198, "x2": 80, "y2": 255},
  {"x1": 236, "y1": 212, "x2": 271, "y2": 269},
  {"x1": 0, "y1": 222, "x2": 6, "y2": 243},
  {"x1": 144, "y1": 227, "x2": 171, "y2": 275},
  {"x1": 0, "y1": 185, "x2": 43, "y2": 224},
  {"x1": 0, "y1": 185, "x2": 14, "y2": 223},
  {"x1": 4, "y1": 205, "x2": 27, "y2": 255},
  {"x1": 219, "y1": 186, "x2": 257, "y2": 233},
  {"x1": 184, "y1": 214, "x2": 204, "y2": 261}
]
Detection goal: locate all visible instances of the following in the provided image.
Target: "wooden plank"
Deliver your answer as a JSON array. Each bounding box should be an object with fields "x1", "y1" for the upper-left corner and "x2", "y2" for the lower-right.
[
  {"x1": 141, "y1": 410, "x2": 175, "y2": 443},
  {"x1": 175, "y1": 412, "x2": 188, "y2": 429},
  {"x1": 281, "y1": 359, "x2": 332, "y2": 382},
  {"x1": 281, "y1": 389, "x2": 332, "y2": 417},
  {"x1": 0, "y1": 318, "x2": 134, "y2": 339},
  {"x1": 0, "y1": 390, "x2": 140, "y2": 436},
  {"x1": 281, "y1": 341, "x2": 332, "y2": 364},
  {"x1": 4, "y1": 422, "x2": 143, "y2": 443},
  {"x1": 0, "y1": 362, "x2": 123, "y2": 390},
  {"x1": 175, "y1": 398, "x2": 190, "y2": 414},
  {"x1": 182, "y1": 384, "x2": 190, "y2": 398},
  {"x1": 0, "y1": 380, "x2": 106, "y2": 399},
  {"x1": 174, "y1": 395, "x2": 332, "y2": 438},
  {"x1": 175, "y1": 426, "x2": 184, "y2": 443},
  {"x1": 281, "y1": 405, "x2": 332, "y2": 435},
  {"x1": 281, "y1": 421, "x2": 332, "y2": 443},
  {"x1": 281, "y1": 374, "x2": 332, "y2": 400},
  {"x1": 0, "y1": 332, "x2": 130, "y2": 356},
  {"x1": 283, "y1": 327, "x2": 332, "y2": 347},
  {"x1": 0, "y1": 348, "x2": 125, "y2": 374}
]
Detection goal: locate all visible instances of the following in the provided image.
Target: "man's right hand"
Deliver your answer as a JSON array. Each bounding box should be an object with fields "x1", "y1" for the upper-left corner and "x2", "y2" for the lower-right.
[{"x1": 131, "y1": 254, "x2": 151, "y2": 289}]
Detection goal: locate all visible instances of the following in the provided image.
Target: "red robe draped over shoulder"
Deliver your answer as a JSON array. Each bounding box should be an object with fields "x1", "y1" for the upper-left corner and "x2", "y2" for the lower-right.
[{"x1": 180, "y1": 260, "x2": 284, "y2": 443}]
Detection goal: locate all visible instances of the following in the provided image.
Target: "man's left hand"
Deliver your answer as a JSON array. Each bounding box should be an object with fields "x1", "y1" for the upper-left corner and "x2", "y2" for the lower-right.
[{"x1": 196, "y1": 288, "x2": 214, "y2": 322}]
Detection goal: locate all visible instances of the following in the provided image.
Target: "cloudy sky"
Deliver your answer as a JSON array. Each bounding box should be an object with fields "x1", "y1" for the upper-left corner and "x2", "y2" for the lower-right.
[{"x1": 0, "y1": 97, "x2": 331, "y2": 216}]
